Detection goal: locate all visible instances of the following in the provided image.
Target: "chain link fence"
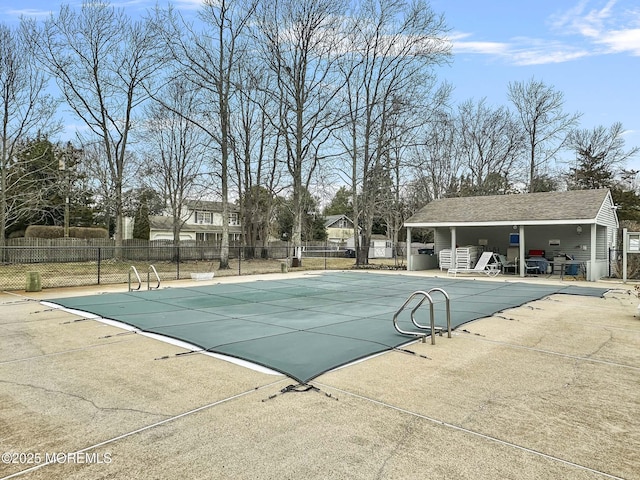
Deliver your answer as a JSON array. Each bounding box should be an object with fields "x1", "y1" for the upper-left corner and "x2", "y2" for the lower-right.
[
  {"x1": 0, "y1": 243, "x2": 403, "y2": 291},
  {"x1": 608, "y1": 248, "x2": 640, "y2": 280}
]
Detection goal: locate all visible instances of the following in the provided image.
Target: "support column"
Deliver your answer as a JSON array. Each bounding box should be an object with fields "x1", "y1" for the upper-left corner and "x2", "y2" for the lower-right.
[
  {"x1": 623, "y1": 227, "x2": 628, "y2": 283},
  {"x1": 407, "y1": 227, "x2": 412, "y2": 271},
  {"x1": 519, "y1": 225, "x2": 526, "y2": 278},
  {"x1": 450, "y1": 227, "x2": 457, "y2": 269},
  {"x1": 590, "y1": 223, "x2": 597, "y2": 281}
]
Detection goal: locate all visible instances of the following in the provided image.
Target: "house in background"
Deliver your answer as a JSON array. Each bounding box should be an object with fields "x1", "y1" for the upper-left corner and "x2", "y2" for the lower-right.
[
  {"x1": 148, "y1": 200, "x2": 242, "y2": 243},
  {"x1": 323, "y1": 214, "x2": 393, "y2": 258},
  {"x1": 324, "y1": 214, "x2": 358, "y2": 244},
  {"x1": 404, "y1": 189, "x2": 618, "y2": 281}
]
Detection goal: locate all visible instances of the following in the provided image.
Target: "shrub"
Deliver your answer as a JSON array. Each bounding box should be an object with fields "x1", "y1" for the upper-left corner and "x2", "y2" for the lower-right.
[
  {"x1": 25, "y1": 225, "x2": 108, "y2": 239},
  {"x1": 70, "y1": 227, "x2": 109, "y2": 239}
]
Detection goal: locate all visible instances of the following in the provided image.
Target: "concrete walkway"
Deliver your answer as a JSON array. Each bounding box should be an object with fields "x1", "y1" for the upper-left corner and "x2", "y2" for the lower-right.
[{"x1": 1, "y1": 271, "x2": 638, "y2": 479}]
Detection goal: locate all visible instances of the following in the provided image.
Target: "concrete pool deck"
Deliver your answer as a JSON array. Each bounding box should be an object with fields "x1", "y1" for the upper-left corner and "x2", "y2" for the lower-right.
[{"x1": 1, "y1": 270, "x2": 638, "y2": 479}]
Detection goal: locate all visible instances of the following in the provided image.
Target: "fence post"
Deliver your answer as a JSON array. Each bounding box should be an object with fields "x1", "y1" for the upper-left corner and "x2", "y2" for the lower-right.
[
  {"x1": 623, "y1": 227, "x2": 628, "y2": 283},
  {"x1": 97, "y1": 247, "x2": 101, "y2": 285},
  {"x1": 176, "y1": 245, "x2": 180, "y2": 280},
  {"x1": 238, "y1": 246, "x2": 241, "y2": 276},
  {"x1": 324, "y1": 240, "x2": 327, "y2": 270}
]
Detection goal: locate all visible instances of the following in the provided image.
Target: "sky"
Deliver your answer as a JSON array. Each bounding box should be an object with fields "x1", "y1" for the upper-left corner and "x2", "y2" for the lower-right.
[{"x1": 2, "y1": 0, "x2": 640, "y2": 169}]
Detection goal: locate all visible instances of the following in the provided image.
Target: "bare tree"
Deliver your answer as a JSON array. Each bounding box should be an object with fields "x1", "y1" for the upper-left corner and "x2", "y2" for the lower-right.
[
  {"x1": 255, "y1": 0, "x2": 347, "y2": 265},
  {"x1": 508, "y1": 77, "x2": 581, "y2": 192},
  {"x1": 231, "y1": 64, "x2": 285, "y2": 258},
  {"x1": 34, "y1": 1, "x2": 161, "y2": 249},
  {"x1": 456, "y1": 98, "x2": 525, "y2": 194},
  {"x1": 141, "y1": 79, "x2": 211, "y2": 243},
  {"x1": 409, "y1": 107, "x2": 459, "y2": 202},
  {"x1": 78, "y1": 141, "x2": 137, "y2": 237},
  {"x1": 378, "y1": 88, "x2": 451, "y2": 260},
  {"x1": 378, "y1": 125, "x2": 409, "y2": 260},
  {"x1": 154, "y1": 0, "x2": 257, "y2": 268},
  {"x1": 336, "y1": 0, "x2": 450, "y2": 264},
  {"x1": 566, "y1": 122, "x2": 640, "y2": 190},
  {"x1": 0, "y1": 22, "x2": 60, "y2": 245},
  {"x1": 403, "y1": 83, "x2": 457, "y2": 211}
]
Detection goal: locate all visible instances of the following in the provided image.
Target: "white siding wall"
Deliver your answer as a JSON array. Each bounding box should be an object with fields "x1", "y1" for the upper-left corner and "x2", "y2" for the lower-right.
[
  {"x1": 150, "y1": 232, "x2": 194, "y2": 241},
  {"x1": 595, "y1": 193, "x2": 618, "y2": 227},
  {"x1": 435, "y1": 225, "x2": 603, "y2": 262},
  {"x1": 595, "y1": 192, "x2": 619, "y2": 255},
  {"x1": 434, "y1": 228, "x2": 452, "y2": 252}
]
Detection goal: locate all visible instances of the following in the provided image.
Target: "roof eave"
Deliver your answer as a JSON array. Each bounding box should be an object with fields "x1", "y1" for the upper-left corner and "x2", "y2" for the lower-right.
[{"x1": 404, "y1": 219, "x2": 598, "y2": 228}]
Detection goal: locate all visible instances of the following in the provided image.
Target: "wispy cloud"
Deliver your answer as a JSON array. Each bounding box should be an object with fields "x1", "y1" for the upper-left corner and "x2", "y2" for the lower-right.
[
  {"x1": 124, "y1": 0, "x2": 204, "y2": 11},
  {"x1": 509, "y1": 46, "x2": 591, "y2": 65},
  {"x1": 449, "y1": 33, "x2": 509, "y2": 56},
  {"x1": 551, "y1": 0, "x2": 640, "y2": 56},
  {"x1": 171, "y1": 0, "x2": 205, "y2": 10},
  {"x1": 594, "y1": 27, "x2": 640, "y2": 54},
  {"x1": 550, "y1": 0, "x2": 616, "y2": 38},
  {"x1": 3, "y1": 8, "x2": 54, "y2": 19},
  {"x1": 452, "y1": 0, "x2": 640, "y2": 65},
  {"x1": 451, "y1": 32, "x2": 590, "y2": 65}
]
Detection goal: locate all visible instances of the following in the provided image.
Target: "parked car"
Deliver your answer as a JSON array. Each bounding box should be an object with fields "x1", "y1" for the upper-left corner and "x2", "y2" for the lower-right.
[{"x1": 344, "y1": 248, "x2": 356, "y2": 258}]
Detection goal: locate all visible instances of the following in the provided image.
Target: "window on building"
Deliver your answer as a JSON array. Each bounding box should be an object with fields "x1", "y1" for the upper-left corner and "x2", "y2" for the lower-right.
[
  {"x1": 197, "y1": 232, "x2": 221, "y2": 243},
  {"x1": 195, "y1": 211, "x2": 213, "y2": 224},
  {"x1": 229, "y1": 212, "x2": 239, "y2": 226}
]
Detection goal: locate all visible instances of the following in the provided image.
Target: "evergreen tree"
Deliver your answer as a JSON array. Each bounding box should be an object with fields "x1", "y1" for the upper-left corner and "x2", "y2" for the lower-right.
[
  {"x1": 5, "y1": 136, "x2": 61, "y2": 236},
  {"x1": 566, "y1": 123, "x2": 639, "y2": 190},
  {"x1": 323, "y1": 186, "x2": 353, "y2": 218},
  {"x1": 275, "y1": 189, "x2": 326, "y2": 242},
  {"x1": 611, "y1": 188, "x2": 640, "y2": 222},
  {"x1": 567, "y1": 150, "x2": 613, "y2": 190},
  {"x1": 132, "y1": 194, "x2": 150, "y2": 240},
  {"x1": 530, "y1": 174, "x2": 559, "y2": 193}
]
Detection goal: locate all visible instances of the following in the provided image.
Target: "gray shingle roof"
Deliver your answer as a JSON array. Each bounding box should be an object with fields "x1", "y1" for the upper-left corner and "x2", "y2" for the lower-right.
[
  {"x1": 404, "y1": 189, "x2": 611, "y2": 226},
  {"x1": 324, "y1": 214, "x2": 354, "y2": 228}
]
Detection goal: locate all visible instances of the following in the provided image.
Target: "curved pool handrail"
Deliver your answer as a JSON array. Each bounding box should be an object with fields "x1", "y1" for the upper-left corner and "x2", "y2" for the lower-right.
[
  {"x1": 148, "y1": 264, "x2": 161, "y2": 290},
  {"x1": 128, "y1": 266, "x2": 142, "y2": 292},
  {"x1": 427, "y1": 287, "x2": 451, "y2": 338},
  {"x1": 409, "y1": 290, "x2": 438, "y2": 345},
  {"x1": 393, "y1": 290, "x2": 435, "y2": 344}
]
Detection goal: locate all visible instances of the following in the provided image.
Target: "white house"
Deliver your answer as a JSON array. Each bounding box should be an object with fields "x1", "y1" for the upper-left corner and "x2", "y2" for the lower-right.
[
  {"x1": 148, "y1": 200, "x2": 242, "y2": 243},
  {"x1": 324, "y1": 214, "x2": 358, "y2": 244}
]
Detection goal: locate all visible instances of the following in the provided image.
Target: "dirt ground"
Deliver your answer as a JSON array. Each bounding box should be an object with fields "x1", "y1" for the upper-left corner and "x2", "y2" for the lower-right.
[{"x1": 0, "y1": 271, "x2": 638, "y2": 480}]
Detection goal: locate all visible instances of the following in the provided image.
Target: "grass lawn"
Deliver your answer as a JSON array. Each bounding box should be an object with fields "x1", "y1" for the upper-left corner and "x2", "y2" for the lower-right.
[{"x1": 0, "y1": 257, "x2": 405, "y2": 291}]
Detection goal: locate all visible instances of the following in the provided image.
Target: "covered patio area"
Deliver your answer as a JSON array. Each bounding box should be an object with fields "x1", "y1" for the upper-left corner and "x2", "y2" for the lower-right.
[{"x1": 405, "y1": 189, "x2": 619, "y2": 281}]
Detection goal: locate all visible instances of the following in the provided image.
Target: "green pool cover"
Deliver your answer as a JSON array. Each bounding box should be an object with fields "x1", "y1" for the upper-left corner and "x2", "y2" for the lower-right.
[{"x1": 49, "y1": 272, "x2": 609, "y2": 383}]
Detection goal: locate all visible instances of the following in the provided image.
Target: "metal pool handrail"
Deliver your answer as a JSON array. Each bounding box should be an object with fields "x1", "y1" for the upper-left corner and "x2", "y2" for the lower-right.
[
  {"x1": 393, "y1": 291, "x2": 434, "y2": 344},
  {"x1": 427, "y1": 287, "x2": 451, "y2": 338},
  {"x1": 128, "y1": 266, "x2": 142, "y2": 292},
  {"x1": 393, "y1": 288, "x2": 451, "y2": 345},
  {"x1": 148, "y1": 265, "x2": 161, "y2": 290}
]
